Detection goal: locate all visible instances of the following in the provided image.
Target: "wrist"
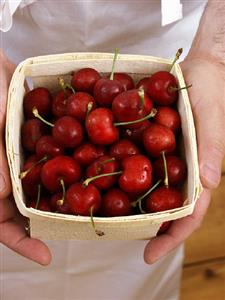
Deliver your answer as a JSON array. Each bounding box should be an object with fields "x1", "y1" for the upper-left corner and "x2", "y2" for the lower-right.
[{"x1": 186, "y1": 1, "x2": 225, "y2": 65}]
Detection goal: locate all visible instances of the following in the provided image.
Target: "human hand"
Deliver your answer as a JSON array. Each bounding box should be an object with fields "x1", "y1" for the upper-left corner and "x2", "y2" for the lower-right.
[
  {"x1": 144, "y1": 58, "x2": 225, "y2": 263},
  {"x1": 0, "y1": 50, "x2": 51, "y2": 265}
]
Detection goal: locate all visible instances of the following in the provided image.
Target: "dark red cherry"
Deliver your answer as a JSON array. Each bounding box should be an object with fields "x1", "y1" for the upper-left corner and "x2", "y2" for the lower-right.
[
  {"x1": 146, "y1": 186, "x2": 183, "y2": 212},
  {"x1": 66, "y1": 182, "x2": 101, "y2": 216},
  {"x1": 113, "y1": 73, "x2": 135, "y2": 91},
  {"x1": 73, "y1": 143, "x2": 106, "y2": 166},
  {"x1": 23, "y1": 87, "x2": 51, "y2": 119},
  {"x1": 109, "y1": 139, "x2": 140, "y2": 161},
  {"x1": 35, "y1": 135, "x2": 64, "y2": 159},
  {"x1": 154, "y1": 106, "x2": 181, "y2": 134},
  {"x1": 71, "y1": 68, "x2": 101, "y2": 94},
  {"x1": 143, "y1": 124, "x2": 176, "y2": 157},
  {"x1": 100, "y1": 188, "x2": 132, "y2": 217},
  {"x1": 146, "y1": 71, "x2": 178, "y2": 106}
]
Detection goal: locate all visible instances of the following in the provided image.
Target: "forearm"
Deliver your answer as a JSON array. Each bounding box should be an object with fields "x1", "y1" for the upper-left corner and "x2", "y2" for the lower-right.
[{"x1": 187, "y1": 0, "x2": 225, "y2": 64}]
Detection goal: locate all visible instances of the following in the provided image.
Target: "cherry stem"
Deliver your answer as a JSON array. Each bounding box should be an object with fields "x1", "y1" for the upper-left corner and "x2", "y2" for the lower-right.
[
  {"x1": 109, "y1": 48, "x2": 119, "y2": 80},
  {"x1": 169, "y1": 48, "x2": 183, "y2": 72},
  {"x1": 19, "y1": 156, "x2": 48, "y2": 179},
  {"x1": 138, "y1": 88, "x2": 145, "y2": 109},
  {"x1": 101, "y1": 157, "x2": 115, "y2": 165},
  {"x1": 131, "y1": 180, "x2": 162, "y2": 212},
  {"x1": 86, "y1": 101, "x2": 94, "y2": 118},
  {"x1": 83, "y1": 171, "x2": 123, "y2": 187},
  {"x1": 169, "y1": 84, "x2": 192, "y2": 92},
  {"x1": 57, "y1": 179, "x2": 66, "y2": 206},
  {"x1": 32, "y1": 107, "x2": 54, "y2": 127},
  {"x1": 114, "y1": 108, "x2": 157, "y2": 127},
  {"x1": 58, "y1": 77, "x2": 75, "y2": 94},
  {"x1": 90, "y1": 206, "x2": 105, "y2": 236},
  {"x1": 161, "y1": 151, "x2": 169, "y2": 188},
  {"x1": 35, "y1": 184, "x2": 41, "y2": 209}
]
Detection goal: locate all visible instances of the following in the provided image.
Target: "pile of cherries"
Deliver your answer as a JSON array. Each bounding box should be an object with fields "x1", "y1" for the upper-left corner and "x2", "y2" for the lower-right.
[{"x1": 20, "y1": 49, "x2": 187, "y2": 235}]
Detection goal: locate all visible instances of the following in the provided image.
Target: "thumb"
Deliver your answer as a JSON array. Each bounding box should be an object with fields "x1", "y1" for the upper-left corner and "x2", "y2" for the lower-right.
[
  {"x1": 182, "y1": 60, "x2": 225, "y2": 189},
  {"x1": 0, "y1": 50, "x2": 16, "y2": 198}
]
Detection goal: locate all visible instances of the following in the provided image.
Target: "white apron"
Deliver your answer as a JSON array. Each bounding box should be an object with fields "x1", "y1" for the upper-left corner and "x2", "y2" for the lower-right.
[{"x1": 0, "y1": 1, "x2": 207, "y2": 299}]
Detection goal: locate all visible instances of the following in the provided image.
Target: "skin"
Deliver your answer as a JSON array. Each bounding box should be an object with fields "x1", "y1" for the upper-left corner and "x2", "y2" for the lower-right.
[{"x1": 0, "y1": 0, "x2": 225, "y2": 266}]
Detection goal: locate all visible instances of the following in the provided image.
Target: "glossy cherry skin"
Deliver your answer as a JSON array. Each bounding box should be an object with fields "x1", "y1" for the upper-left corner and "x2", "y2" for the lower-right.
[
  {"x1": 86, "y1": 108, "x2": 119, "y2": 145},
  {"x1": 50, "y1": 192, "x2": 72, "y2": 214},
  {"x1": 66, "y1": 92, "x2": 96, "y2": 122},
  {"x1": 113, "y1": 73, "x2": 135, "y2": 91},
  {"x1": 86, "y1": 155, "x2": 119, "y2": 190},
  {"x1": 146, "y1": 186, "x2": 183, "y2": 212},
  {"x1": 21, "y1": 155, "x2": 44, "y2": 196},
  {"x1": 93, "y1": 78, "x2": 124, "y2": 107},
  {"x1": 28, "y1": 196, "x2": 51, "y2": 212},
  {"x1": 66, "y1": 182, "x2": 101, "y2": 216},
  {"x1": 122, "y1": 120, "x2": 151, "y2": 146},
  {"x1": 157, "y1": 221, "x2": 172, "y2": 235},
  {"x1": 119, "y1": 154, "x2": 152, "y2": 194},
  {"x1": 100, "y1": 188, "x2": 132, "y2": 217},
  {"x1": 41, "y1": 155, "x2": 81, "y2": 192},
  {"x1": 23, "y1": 87, "x2": 51, "y2": 119},
  {"x1": 154, "y1": 106, "x2": 181, "y2": 134},
  {"x1": 21, "y1": 119, "x2": 47, "y2": 152},
  {"x1": 146, "y1": 71, "x2": 178, "y2": 106},
  {"x1": 35, "y1": 135, "x2": 64, "y2": 159},
  {"x1": 53, "y1": 116, "x2": 83, "y2": 148},
  {"x1": 136, "y1": 76, "x2": 150, "y2": 93},
  {"x1": 109, "y1": 139, "x2": 140, "y2": 161},
  {"x1": 71, "y1": 67, "x2": 101, "y2": 94},
  {"x1": 143, "y1": 124, "x2": 176, "y2": 157},
  {"x1": 112, "y1": 89, "x2": 153, "y2": 129},
  {"x1": 73, "y1": 143, "x2": 106, "y2": 166},
  {"x1": 52, "y1": 89, "x2": 73, "y2": 118},
  {"x1": 153, "y1": 155, "x2": 187, "y2": 186}
]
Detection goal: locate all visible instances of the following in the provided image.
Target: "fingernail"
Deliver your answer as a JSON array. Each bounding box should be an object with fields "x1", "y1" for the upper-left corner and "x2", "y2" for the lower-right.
[
  {"x1": 201, "y1": 164, "x2": 221, "y2": 189},
  {"x1": 0, "y1": 173, "x2": 6, "y2": 192}
]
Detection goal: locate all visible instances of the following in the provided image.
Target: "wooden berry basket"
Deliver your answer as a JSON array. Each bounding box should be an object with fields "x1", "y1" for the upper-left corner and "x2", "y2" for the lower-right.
[{"x1": 6, "y1": 52, "x2": 202, "y2": 240}]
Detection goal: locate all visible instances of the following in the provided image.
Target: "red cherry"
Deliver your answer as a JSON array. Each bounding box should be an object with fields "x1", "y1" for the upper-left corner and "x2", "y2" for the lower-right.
[
  {"x1": 21, "y1": 119, "x2": 47, "y2": 152},
  {"x1": 35, "y1": 135, "x2": 64, "y2": 159},
  {"x1": 153, "y1": 155, "x2": 187, "y2": 186},
  {"x1": 100, "y1": 188, "x2": 132, "y2": 217},
  {"x1": 28, "y1": 196, "x2": 51, "y2": 212},
  {"x1": 20, "y1": 155, "x2": 45, "y2": 196},
  {"x1": 23, "y1": 87, "x2": 51, "y2": 119},
  {"x1": 143, "y1": 124, "x2": 176, "y2": 157},
  {"x1": 86, "y1": 108, "x2": 119, "y2": 145},
  {"x1": 112, "y1": 89, "x2": 153, "y2": 129},
  {"x1": 86, "y1": 155, "x2": 119, "y2": 190},
  {"x1": 53, "y1": 116, "x2": 83, "y2": 148},
  {"x1": 146, "y1": 71, "x2": 178, "y2": 106},
  {"x1": 71, "y1": 67, "x2": 101, "y2": 93},
  {"x1": 73, "y1": 143, "x2": 106, "y2": 166},
  {"x1": 136, "y1": 77, "x2": 150, "y2": 93},
  {"x1": 41, "y1": 155, "x2": 81, "y2": 192},
  {"x1": 66, "y1": 182, "x2": 101, "y2": 216},
  {"x1": 109, "y1": 139, "x2": 140, "y2": 161},
  {"x1": 154, "y1": 106, "x2": 181, "y2": 134},
  {"x1": 50, "y1": 192, "x2": 72, "y2": 214},
  {"x1": 122, "y1": 120, "x2": 151, "y2": 146},
  {"x1": 93, "y1": 77, "x2": 124, "y2": 107},
  {"x1": 113, "y1": 73, "x2": 135, "y2": 91},
  {"x1": 146, "y1": 186, "x2": 183, "y2": 212},
  {"x1": 52, "y1": 88, "x2": 73, "y2": 118},
  {"x1": 66, "y1": 92, "x2": 96, "y2": 122},
  {"x1": 157, "y1": 221, "x2": 172, "y2": 235},
  {"x1": 119, "y1": 154, "x2": 152, "y2": 194}
]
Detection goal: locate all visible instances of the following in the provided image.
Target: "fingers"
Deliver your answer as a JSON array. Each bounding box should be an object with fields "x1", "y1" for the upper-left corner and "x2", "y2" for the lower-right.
[
  {"x1": 181, "y1": 60, "x2": 225, "y2": 189},
  {"x1": 0, "y1": 51, "x2": 16, "y2": 199},
  {"x1": 0, "y1": 219, "x2": 52, "y2": 266},
  {"x1": 144, "y1": 189, "x2": 211, "y2": 264}
]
